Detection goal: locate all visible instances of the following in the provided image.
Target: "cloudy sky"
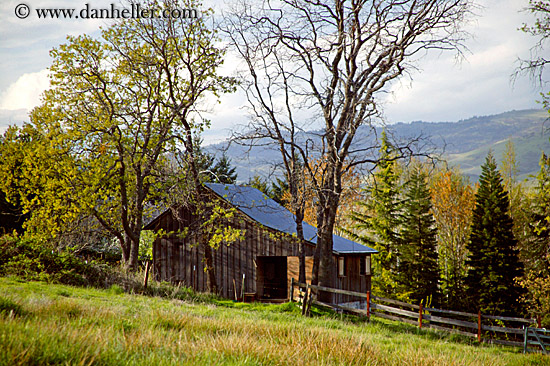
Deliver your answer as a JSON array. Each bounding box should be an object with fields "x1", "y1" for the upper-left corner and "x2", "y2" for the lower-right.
[{"x1": 0, "y1": 0, "x2": 545, "y2": 142}]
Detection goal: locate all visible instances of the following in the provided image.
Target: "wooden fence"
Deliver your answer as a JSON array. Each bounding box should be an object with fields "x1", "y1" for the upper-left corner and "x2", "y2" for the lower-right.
[{"x1": 290, "y1": 280, "x2": 546, "y2": 352}]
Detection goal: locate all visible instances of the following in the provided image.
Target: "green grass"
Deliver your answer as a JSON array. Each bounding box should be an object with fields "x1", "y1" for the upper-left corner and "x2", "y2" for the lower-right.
[{"x1": 0, "y1": 277, "x2": 548, "y2": 365}]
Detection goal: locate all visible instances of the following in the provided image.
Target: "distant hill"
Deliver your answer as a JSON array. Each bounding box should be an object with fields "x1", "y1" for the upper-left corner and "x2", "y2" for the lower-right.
[{"x1": 207, "y1": 109, "x2": 550, "y2": 182}]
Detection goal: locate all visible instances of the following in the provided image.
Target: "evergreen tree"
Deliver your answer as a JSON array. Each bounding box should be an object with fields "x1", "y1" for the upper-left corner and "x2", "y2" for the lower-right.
[
  {"x1": 246, "y1": 175, "x2": 270, "y2": 195},
  {"x1": 270, "y1": 177, "x2": 290, "y2": 206},
  {"x1": 211, "y1": 153, "x2": 237, "y2": 184},
  {"x1": 527, "y1": 152, "x2": 550, "y2": 273},
  {"x1": 465, "y1": 152, "x2": 524, "y2": 315},
  {"x1": 349, "y1": 130, "x2": 403, "y2": 299},
  {"x1": 399, "y1": 166, "x2": 439, "y2": 305}
]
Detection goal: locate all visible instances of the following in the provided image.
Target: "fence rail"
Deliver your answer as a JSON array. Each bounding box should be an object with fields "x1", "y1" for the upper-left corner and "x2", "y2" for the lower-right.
[
  {"x1": 524, "y1": 327, "x2": 550, "y2": 354},
  {"x1": 290, "y1": 280, "x2": 545, "y2": 352}
]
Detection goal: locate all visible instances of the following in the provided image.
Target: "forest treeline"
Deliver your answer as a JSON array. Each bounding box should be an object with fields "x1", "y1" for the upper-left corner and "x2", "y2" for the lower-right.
[{"x1": 246, "y1": 135, "x2": 550, "y2": 324}]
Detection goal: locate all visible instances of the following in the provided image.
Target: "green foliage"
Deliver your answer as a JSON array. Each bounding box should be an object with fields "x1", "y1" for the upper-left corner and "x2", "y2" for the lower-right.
[
  {"x1": 246, "y1": 175, "x2": 270, "y2": 196},
  {"x1": 195, "y1": 142, "x2": 238, "y2": 184},
  {"x1": 465, "y1": 152, "x2": 524, "y2": 315},
  {"x1": 349, "y1": 131, "x2": 403, "y2": 299},
  {"x1": 429, "y1": 167, "x2": 475, "y2": 310},
  {"x1": 270, "y1": 177, "x2": 290, "y2": 206},
  {"x1": 524, "y1": 152, "x2": 550, "y2": 271},
  {"x1": 0, "y1": 0, "x2": 236, "y2": 270},
  {"x1": 0, "y1": 234, "x2": 107, "y2": 287},
  {"x1": 398, "y1": 166, "x2": 440, "y2": 305},
  {"x1": 211, "y1": 153, "x2": 238, "y2": 184},
  {"x1": 516, "y1": 152, "x2": 550, "y2": 323}
]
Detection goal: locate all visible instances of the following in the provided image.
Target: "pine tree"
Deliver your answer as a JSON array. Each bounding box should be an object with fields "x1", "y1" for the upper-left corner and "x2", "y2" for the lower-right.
[
  {"x1": 211, "y1": 153, "x2": 237, "y2": 184},
  {"x1": 465, "y1": 152, "x2": 524, "y2": 315},
  {"x1": 349, "y1": 130, "x2": 403, "y2": 299},
  {"x1": 528, "y1": 152, "x2": 550, "y2": 273},
  {"x1": 399, "y1": 166, "x2": 439, "y2": 305}
]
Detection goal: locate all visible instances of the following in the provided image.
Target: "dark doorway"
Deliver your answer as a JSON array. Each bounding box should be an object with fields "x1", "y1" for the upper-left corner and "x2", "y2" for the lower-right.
[{"x1": 256, "y1": 256, "x2": 288, "y2": 299}]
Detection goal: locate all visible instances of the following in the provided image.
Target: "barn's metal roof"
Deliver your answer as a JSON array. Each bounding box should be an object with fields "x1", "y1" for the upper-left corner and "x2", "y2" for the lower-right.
[{"x1": 205, "y1": 183, "x2": 377, "y2": 254}]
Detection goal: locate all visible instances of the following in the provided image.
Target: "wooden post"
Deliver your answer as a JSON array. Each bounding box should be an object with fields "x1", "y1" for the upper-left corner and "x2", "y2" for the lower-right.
[
  {"x1": 233, "y1": 279, "x2": 237, "y2": 301},
  {"x1": 537, "y1": 315, "x2": 542, "y2": 328},
  {"x1": 418, "y1": 302, "x2": 423, "y2": 328},
  {"x1": 306, "y1": 284, "x2": 314, "y2": 316},
  {"x1": 290, "y1": 278, "x2": 295, "y2": 302},
  {"x1": 523, "y1": 326, "x2": 529, "y2": 354},
  {"x1": 366, "y1": 291, "x2": 371, "y2": 319},
  {"x1": 241, "y1": 274, "x2": 245, "y2": 302},
  {"x1": 477, "y1": 310, "x2": 482, "y2": 342},
  {"x1": 302, "y1": 284, "x2": 309, "y2": 316},
  {"x1": 143, "y1": 260, "x2": 150, "y2": 289}
]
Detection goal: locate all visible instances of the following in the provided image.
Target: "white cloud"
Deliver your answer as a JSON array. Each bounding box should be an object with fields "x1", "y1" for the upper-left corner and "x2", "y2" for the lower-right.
[
  {"x1": 382, "y1": 0, "x2": 542, "y2": 123},
  {"x1": 0, "y1": 69, "x2": 50, "y2": 110}
]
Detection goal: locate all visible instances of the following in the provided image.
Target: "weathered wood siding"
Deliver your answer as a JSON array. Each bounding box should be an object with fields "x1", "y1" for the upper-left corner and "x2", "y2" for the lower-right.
[
  {"x1": 333, "y1": 255, "x2": 372, "y2": 304},
  {"x1": 151, "y1": 206, "x2": 316, "y2": 299}
]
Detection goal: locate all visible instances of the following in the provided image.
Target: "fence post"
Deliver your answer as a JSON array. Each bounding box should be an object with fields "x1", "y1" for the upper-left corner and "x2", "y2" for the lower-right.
[
  {"x1": 523, "y1": 326, "x2": 529, "y2": 354},
  {"x1": 537, "y1": 315, "x2": 542, "y2": 329},
  {"x1": 143, "y1": 260, "x2": 150, "y2": 289},
  {"x1": 418, "y1": 302, "x2": 423, "y2": 328},
  {"x1": 306, "y1": 284, "x2": 314, "y2": 316},
  {"x1": 477, "y1": 310, "x2": 482, "y2": 342},
  {"x1": 366, "y1": 291, "x2": 371, "y2": 320},
  {"x1": 290, "y1": 278, "x2": 295, "y2": 302},
  {"x1": 302, "y1": 284, "x2": 310, "y2": 316},
  {"x1": 241, "y1": 274, "x2": 245, "y2": 302}
]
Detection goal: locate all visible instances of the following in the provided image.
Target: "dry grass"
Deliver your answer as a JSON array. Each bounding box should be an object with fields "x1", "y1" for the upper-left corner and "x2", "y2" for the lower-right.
[{"x1": 0, "y1": 277, "x2": 548, "y2": 366}]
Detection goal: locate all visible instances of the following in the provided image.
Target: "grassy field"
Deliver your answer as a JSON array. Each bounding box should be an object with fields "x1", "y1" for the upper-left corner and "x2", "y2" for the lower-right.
[{"x1": 0, "y1": 277, "x2": 548, "y2": 366}]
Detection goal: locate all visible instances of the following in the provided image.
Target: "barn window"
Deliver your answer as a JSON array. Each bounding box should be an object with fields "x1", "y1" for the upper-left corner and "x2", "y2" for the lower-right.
[
  {"x1": 360, "y1": 256, "x2": 371, "y2": 276},
  {"x1": 338, "y1": 257, "x2": 345, "y2": 277}
]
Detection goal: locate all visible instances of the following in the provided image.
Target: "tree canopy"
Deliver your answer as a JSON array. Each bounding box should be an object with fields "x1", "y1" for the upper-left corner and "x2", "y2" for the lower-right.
[
  {"x1": 465, "y1": 152, "x2": 524, "y2": 315},
  {"x1": 0, "y1": 0, "x2": 235, "y2": 270}
]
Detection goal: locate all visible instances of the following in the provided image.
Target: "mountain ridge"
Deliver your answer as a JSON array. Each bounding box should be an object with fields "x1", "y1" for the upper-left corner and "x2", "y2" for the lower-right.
[{"x1": 206, "y1": 109, "x2": 550, "y2": 182}]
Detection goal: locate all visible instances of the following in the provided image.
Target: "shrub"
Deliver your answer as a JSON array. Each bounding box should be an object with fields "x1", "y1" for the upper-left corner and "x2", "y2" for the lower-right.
[{"x1": 0, "y1": 234, "x2": 110, "y2": 287}]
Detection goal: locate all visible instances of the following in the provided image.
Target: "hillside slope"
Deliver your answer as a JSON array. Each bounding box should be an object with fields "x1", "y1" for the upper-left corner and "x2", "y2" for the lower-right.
[
  {"x1": 209, "y1": 109, "x2": 549, "y2": 181},
  {"x1": 0, "y1": 278, "x2": 547, "y2": 365}
]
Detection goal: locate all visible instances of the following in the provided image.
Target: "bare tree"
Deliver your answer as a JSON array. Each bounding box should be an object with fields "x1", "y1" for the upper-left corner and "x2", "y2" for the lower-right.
[
  {"x1": 224, "y1": 0, "x2": 472, "y2": 295},
  {"x1": 517, "y1": 0, "x2": 550, "y2": 108}
]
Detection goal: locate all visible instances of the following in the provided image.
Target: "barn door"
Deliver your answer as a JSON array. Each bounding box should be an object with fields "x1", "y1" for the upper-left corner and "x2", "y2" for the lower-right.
[{"x1": 257, "y1": 256, "x2": 288, "y2": 299}]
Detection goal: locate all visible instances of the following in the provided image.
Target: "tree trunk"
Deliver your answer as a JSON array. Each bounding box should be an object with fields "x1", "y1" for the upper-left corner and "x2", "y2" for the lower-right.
[
  {"x1": 127, "y1": 232, "x2": 140, "y2": 271},
  {"x1": 121, "y1": 236, "x2": 131, "y2": 268},
  {"x1": 203, "y1": 240, "x2": 218, "y2": 294},
  {"x1": 295, "y1": 208, "x2": 306, "y2": 285}
]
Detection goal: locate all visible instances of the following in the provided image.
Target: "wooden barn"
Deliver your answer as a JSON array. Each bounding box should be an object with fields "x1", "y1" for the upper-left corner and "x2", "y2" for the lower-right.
[{"x1": 144, "y1": 183, "x2": 377, "y2": 304}]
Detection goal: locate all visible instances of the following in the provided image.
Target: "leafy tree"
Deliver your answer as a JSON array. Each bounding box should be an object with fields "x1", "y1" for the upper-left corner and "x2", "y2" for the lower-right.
[
  {"x1": 399, "y1": 166, "x2": 439, "y2": 305},
  {"x1": 349, "y1": 132, "x2": 403, "y2": 299},
  {"x1": 465, "y1": 152, "x2": 524, "y2": 315},
  {"x1": 0, "y1": 0, "x2": 235, "y2": 273},
  {"x1": 430, "y1": 167, "x2": 475, "y2": 309},
  {"x1": 517, "y1": 153, "x2": 550, "y2": 324}
]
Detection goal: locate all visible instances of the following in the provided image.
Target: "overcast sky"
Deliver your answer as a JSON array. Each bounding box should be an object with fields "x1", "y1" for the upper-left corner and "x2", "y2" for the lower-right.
[{"x1": 0, "y1": 0, "x2": 546, "y2": 142}]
